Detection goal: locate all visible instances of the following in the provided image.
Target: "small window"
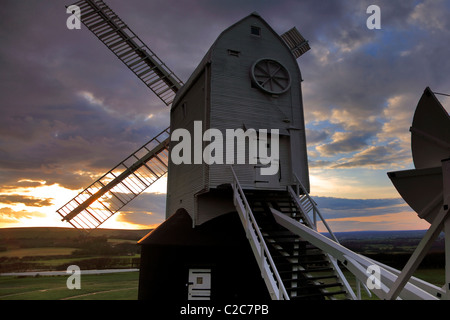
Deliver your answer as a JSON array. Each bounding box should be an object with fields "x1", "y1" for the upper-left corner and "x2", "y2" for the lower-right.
[
  {"x1": 227, "y1": 49, "x2": 240, "y2": 57},
  {"x1": 251, "y1": 26, "x2": 261, "y2": 36},
  {"x1": 182, "y1": 102, "x2": 187, "y2": 118}
]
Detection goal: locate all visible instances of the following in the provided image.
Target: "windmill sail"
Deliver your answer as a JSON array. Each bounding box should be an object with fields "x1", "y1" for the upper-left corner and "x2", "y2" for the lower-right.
[
  {"x1": 280, "y1": 27, "x2": 310, "y2": 59},
  {"x1": 58, "y1": 0, "x2": 185, "y2": 229},
  {"x1": 71, "y1": 0, "x2": 183, "y2": 105},
  {"x1": 57, "y1": 128, "x2": 170, "y2": 229}
]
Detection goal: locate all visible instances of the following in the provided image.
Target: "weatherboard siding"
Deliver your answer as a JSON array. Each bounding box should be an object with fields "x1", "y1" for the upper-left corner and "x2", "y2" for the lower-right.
[
  {"x1": 166, "y1": 69, "x2": 208, "y2": 221},
  {"x1": 208, "y1": 14, "x2": 308, "y2": 190}
]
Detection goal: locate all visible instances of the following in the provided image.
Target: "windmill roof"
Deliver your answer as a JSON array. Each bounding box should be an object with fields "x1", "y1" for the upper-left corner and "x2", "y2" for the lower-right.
[{"x1": 171, "y1": 12, "x2": 292, "y2": 109}]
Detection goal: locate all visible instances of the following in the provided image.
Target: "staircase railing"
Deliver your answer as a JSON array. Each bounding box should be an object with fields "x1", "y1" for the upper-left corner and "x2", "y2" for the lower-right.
[
  {"x1": 291, "y1": 174, "x2": 339, "y2": 242},
  {"x1": 230, "y1": 166, "x2": 289, "y2": 300},
  {"x1": 271, "y1": 207, "x2": 442, "y2": 300},
  {"x1": 290, "y1": 174, "x2": 364, "y2": 299}
]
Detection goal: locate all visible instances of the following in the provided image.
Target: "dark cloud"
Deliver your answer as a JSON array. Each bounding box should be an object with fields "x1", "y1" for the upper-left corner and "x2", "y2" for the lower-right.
[
  {"x1": 316, "y1": 131, "x2": 374, "y2": 157},
  {"x1": 113, "y1": 192, "x2": 166, "y2": 227},
  {"x1": 331, "y1": 144, "x2": 411, "y2": 169},
  {"x1": 305, "y1": 129, "x2": 330, "y2": 145},
  {"x1": 0, "y1": 207, "x2": 46, "y2": 223},
  {"x1": 0, "y1": 195, "x2": 53, "y2": 207},
  {"x1": 308, "y1": 159, "x2": 333, "y2": 168},
  {"x1": 314, "y1": 196, "x2": 412, "y2": 219},
  {"x1": 0, "y1": 1, "x2": 173, "y2": 191},
  {"x1": 1, "y1": 0, "x2": 449, "y2": 230}
]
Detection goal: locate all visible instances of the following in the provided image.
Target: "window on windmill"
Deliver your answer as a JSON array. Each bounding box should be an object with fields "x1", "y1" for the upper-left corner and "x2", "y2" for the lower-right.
[
  {"x1": 227, "y1": 49, "x2": 240, "y2": 57},
  {"x1": 182, "y1": 102, "x2": 187, "y2": 118},
  {"x1": 250, "y1": 26, "x2": 261, "y2": 36}
]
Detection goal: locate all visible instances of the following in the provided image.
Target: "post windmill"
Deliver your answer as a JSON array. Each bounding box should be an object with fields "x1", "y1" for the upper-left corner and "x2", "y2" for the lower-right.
[{"x1": 58, "y1": 0, "x2": 450, "y2": 301}]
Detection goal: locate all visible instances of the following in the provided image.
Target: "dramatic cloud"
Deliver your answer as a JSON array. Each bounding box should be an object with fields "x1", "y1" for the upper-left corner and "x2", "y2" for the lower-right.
[
  {"x1": 0, "y1": 195, "x2": 53, "y2": 208},
  {"x1": 316, "y1": 130, "x2": 374, "y2": 157},
  {"x1": 302, "y1": 0, "x2": 450, "y2": 178},
  {"x1": 0, "y1": 207, "x2": 46, "y2": 225},
  {"x1": 315, "y1": 197, "x2": 409, "y2": 219},
  {"x1": 312, "y1": 196, "x2": 431, "y2": 232},
  {"x1": 1, "y1": 0, "x2": 449, "y2": 231}
]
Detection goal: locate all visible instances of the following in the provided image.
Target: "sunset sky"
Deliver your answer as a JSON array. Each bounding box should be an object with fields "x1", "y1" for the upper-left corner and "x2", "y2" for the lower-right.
[{"x1": 1, "y1": 0, "x2": 450, "y2": 232}]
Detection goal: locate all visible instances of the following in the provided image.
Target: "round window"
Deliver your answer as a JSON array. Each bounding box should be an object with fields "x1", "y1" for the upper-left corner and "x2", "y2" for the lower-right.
[{"x1": 251, "y1": 58, "x2": 291, "y2": 95}]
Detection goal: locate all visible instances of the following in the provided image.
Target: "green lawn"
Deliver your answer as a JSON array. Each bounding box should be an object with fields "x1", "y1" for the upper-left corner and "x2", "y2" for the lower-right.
[
  {"x1": 0, "y1": 247, "x2": 77, "y2": 258},
  {"x1": 0, "y1": 268, "x2": 445, "y2": 300},
  {"x1": 343, "y1": 268, "x2": 445, "y2": 300},
  {"x1": 0, "y1": 271, "x2": 139, "y2": 300}
]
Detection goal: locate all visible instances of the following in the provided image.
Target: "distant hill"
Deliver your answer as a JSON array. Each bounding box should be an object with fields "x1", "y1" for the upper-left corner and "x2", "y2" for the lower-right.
[
  {"x1": 332, "y1": 229, "x2": 428, "y2": 241},
  {"x1": 0, "y1": 227, "x2": 432, "y2": 244},
  {"x1": 0, "y1": 227, "x2": 152, "y2": 241},
  {"x1": 0, "y1": 227, "x2": 153, "y2": 273},
  {"x1": 0, "y1": 227, "x2": 445, "y2": 272}
]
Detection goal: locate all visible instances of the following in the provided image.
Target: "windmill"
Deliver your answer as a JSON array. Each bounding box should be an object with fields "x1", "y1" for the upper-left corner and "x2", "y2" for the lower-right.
[
  {"x1": 387, "y1": 87, "x2": 450, "y2": 300},
  {"x1": 57, "y1": 0, "x2": 449, "y2": 301}
]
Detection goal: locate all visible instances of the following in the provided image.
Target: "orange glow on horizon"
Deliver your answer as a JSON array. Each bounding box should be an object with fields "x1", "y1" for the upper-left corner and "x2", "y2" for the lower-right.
[
  {"x1": 318, "y1": 211, "x2": 430, "y2": 233},
  {"x1": 0, "y1": 176, "x2": 431, "y2": 233}
]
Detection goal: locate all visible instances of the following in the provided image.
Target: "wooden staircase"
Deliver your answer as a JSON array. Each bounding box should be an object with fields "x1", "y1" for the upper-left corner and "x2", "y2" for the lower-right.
[{"x1": 243, "y1": 190, "x2": 350, "y2": 300}]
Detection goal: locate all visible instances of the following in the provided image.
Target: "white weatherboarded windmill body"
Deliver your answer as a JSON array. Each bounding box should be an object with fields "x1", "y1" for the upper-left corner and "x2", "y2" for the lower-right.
[{"x1": 58, "y1": 0, "x2": 450, "y2": 301}]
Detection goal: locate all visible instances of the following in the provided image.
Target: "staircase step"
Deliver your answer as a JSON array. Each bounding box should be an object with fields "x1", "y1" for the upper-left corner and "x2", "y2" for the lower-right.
[
  {"x1": 264, "y1": 237, "x2": 304, "y2": 244},
  {"x1": 271, "y1": 252, "x2": 326, "y2": 259},
  {"x1": 237, "y1": 188, "x2": 349, "y2": 300},
  {"x1": 289, "y1": 290, "x2": 348, "y2": 300},
  {"x1": 262, "y1": 230, "x2": 297, "y2": 237},
  {"x1": 301, "y1": 266, "x2": 334, "y2": 273},
  {"x1": 282, "y1": 274, "x2": 338, "y2": 282},
  {"x1": 285, "y1": 282, "x2": 343, "y2": 292},
  {"x1": 274, "y1": 260, "x2": 329, "y2": 268},
  {"x1": 279, "y1": 266, "x2": 334, "y2": 276},
  {"x1": 263, "y1": 233, "x2": 299, "y2": 240}
]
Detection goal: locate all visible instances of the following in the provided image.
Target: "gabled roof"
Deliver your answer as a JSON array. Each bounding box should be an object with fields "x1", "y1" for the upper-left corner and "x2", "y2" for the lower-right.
[{"x1": 171, "y1": 12, "x2": 296, "y2": 109}]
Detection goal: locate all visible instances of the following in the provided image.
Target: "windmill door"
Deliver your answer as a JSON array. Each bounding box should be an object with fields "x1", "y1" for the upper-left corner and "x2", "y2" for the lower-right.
[
  {"x1": 187, "y1": 269, "x2": 211, "y2": 300},
  {"x1": 255, "y1": 133, "x2": 280, "y2": 188}
]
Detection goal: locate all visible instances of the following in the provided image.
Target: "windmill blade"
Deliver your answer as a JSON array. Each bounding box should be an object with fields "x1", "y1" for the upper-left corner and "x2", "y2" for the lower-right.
[
  {"x1": 410, "y1": 87, "x2": 450, "y2": 169},
  {"x1": 280, "y1": 27, "x2": 310, "y2": 59},
  {"x1": 388, "y1": 87, "x2": 450, "y2": 224},
  {"x1": 57, "y1": 0, "x2": 184, "y2": 229},
  {"x1": 57, "y1": 128, "x2": 170, "y2": 230},
  {"x1": 71, "y1": 0, "x2": 183, "y2": 106}
]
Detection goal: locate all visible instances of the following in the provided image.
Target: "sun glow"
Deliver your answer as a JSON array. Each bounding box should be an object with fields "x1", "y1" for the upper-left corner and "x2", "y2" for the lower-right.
[
  {"x1": 0, "y1": 176, "x2": 168, "y2": 230},
  {"x1": 0, "y1": 181, "x2": 80, "y2": 228},
  {"x1": 321, "y1": 211, "x2": 431, "y2": 233}
]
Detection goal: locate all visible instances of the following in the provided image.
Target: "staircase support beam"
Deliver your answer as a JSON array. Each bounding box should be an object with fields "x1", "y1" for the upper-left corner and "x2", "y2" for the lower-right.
[{"x1": 271, "y1": 207, "x2": 441, "y2": 300}]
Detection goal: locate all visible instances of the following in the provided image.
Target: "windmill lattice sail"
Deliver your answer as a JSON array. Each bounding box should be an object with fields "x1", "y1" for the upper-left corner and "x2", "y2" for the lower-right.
[
  {"x1": 71, "y1": 0, "x2": 183, "y2": 105},
  {"x1": 280, "y1": 27, "x2": 310, "y2": 59},
  {"x1": 57, "y1": 128, "x2": 170, "y2": 229},
  {"x1": 59, "y1": 0, "x2": 186, "y2": 229}
]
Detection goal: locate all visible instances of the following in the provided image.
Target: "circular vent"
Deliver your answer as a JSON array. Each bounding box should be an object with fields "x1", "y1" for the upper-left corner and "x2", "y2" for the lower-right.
[{"x1": 251, "y1": 58, "x2": 291, "y2": 95}]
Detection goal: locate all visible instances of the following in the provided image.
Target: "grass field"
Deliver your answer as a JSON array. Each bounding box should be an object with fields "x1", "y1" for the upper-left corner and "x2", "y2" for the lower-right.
[
  {"x1": 0, "y1": 271, "x2": 139, "y2": 300},
  {"x1": 0, "y1": 247, "x2": 77, "y2": 258},
  {"x1": 0, "y1": 269, "x2": 445, "y2": 300},
  {"x1": 0, "y1": 227, "x2": 147, "y2": 273},
  {"x1": 342, "y1": 268, "x2": 445, "y2": 300},
  {"x1": 0, "y1": 227, "x2": 445, "y2": 300}
]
